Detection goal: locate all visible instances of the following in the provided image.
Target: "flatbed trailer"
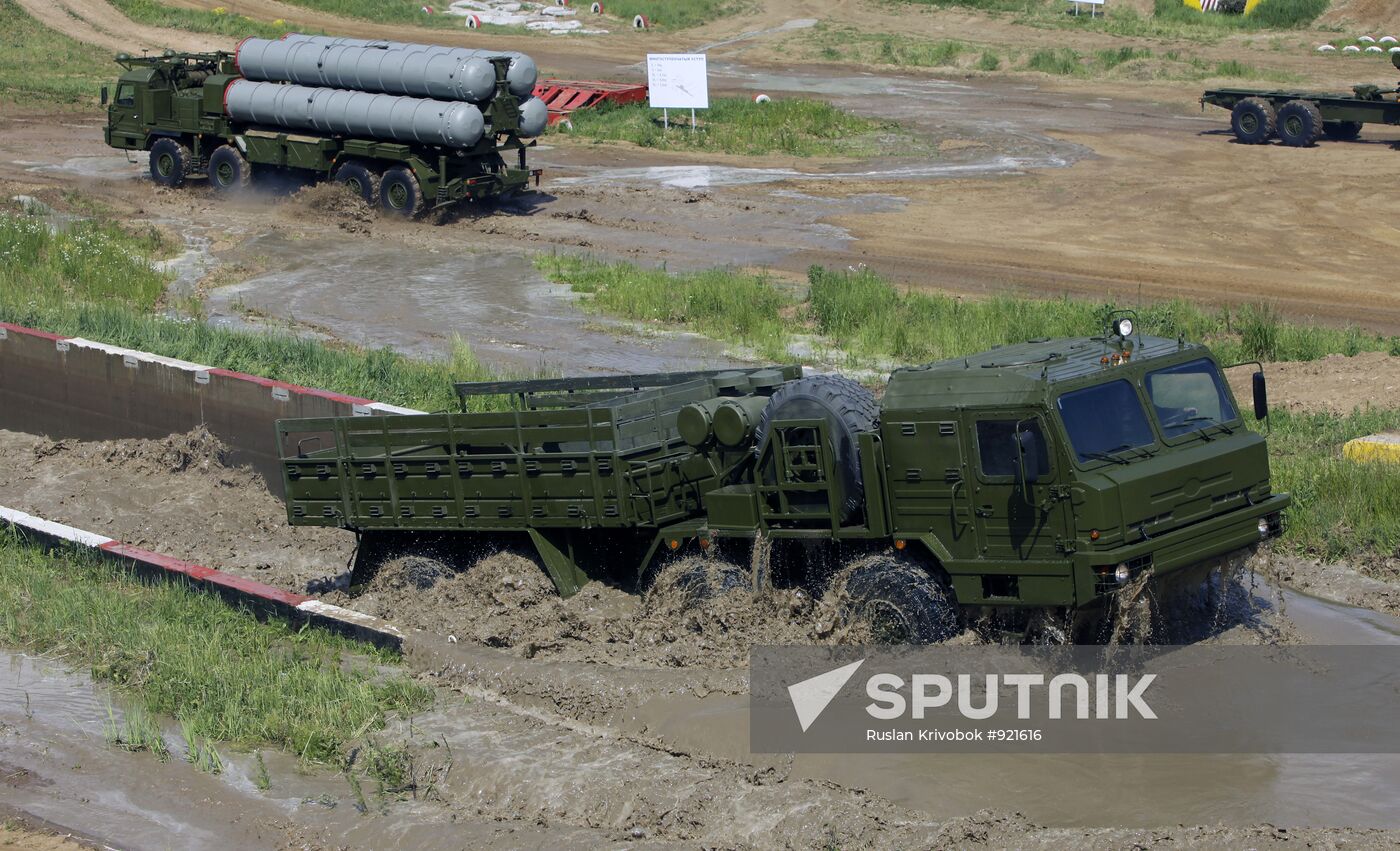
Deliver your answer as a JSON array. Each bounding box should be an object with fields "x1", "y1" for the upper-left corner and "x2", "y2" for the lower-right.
[{"x1": 1202, "y1": 53, "x2": 1400, "y2": 147}]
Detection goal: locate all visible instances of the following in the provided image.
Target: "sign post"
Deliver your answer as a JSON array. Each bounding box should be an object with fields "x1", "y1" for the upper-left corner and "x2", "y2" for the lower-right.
[{"x1": 646, "y1": 53, "x2": 709, "y2": 133}]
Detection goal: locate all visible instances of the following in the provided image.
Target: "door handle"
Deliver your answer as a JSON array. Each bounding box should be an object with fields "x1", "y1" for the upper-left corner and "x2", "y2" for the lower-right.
[{"x1": 975, "y1": 505, "x2": 994, "y2": 517}]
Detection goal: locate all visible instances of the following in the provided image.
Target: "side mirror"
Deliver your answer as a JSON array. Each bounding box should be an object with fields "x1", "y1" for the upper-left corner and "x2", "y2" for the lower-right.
[
  {"x1": 1015, "y1": 427, "x2": 1041, "y2": 486},
  {"x1": 1252, "y1": 371, "x2": 1269, "y2": 421},
  {"x1": 101, "y1": 86, "x2": 109, "y2": 106}
]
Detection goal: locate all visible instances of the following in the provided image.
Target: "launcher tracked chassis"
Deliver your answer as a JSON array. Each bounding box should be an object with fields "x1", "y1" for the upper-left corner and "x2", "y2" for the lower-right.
[{"x1": 279, "y1": 320, "x2": 1289, "y2": 642}]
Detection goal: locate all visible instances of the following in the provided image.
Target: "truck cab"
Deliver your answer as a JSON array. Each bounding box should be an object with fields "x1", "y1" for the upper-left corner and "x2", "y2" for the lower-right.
[{"x1": 879, "y1": 324, "x2": 1287, "y2": 614}]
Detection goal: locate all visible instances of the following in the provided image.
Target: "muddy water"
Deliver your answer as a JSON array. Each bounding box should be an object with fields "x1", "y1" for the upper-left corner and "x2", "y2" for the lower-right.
[
  {"x1": 616, "y1": 585, "x2": 1400, "y2": 830},
  {"x1": 0, "y1": 650, "x2": 640, "y2": 849},
  {"x1": 207, "y1": 231, "x2": 745, "y2": 375}
]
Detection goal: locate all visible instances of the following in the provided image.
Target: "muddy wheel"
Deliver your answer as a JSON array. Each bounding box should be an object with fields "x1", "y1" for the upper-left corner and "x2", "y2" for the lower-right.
[
  {"x1": 207, "y1": 145, "x2": 251, "y2": 195},
  {"x1": 333, "y1": 160, "x2": 381, "y2": 206},
  {"x1": 753, "y1": 375, "x2": 878, "y2": 524},
  {"x1": 838, "y1": 555, "x2": 958, "y2": 645},
  {"x1": 379, "y1": 166, "x2": 423, "y2": 217},
  {"x1": 350, "y1": 532, "x2": 455, "y2": 590},
  {"x1": 1322, "y1": 120, "x2": 1363, "y2": 141},
  {"x1": 1229, "y1": 97, "x2": 1276, "y2": 145},
  {"x1": 149, "y1": 138, "x2": 193, "y2": 188},
  {"x1": 1276, "y1": 99, "x2": 1323, "y2": 147},
  {"x1": 645, "y1": 560, "x2": 746, "y2": 609}
]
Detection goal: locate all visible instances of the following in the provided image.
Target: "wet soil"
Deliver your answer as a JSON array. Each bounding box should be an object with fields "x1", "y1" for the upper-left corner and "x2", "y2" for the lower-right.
[{"x1": 0, "y1": 428, "x2": 354, "y2": 591}]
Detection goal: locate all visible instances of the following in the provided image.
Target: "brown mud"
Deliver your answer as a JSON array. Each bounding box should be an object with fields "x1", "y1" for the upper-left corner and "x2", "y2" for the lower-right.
[{"x1": 0, "y1": 427, "x2": 355, "y2": 588}]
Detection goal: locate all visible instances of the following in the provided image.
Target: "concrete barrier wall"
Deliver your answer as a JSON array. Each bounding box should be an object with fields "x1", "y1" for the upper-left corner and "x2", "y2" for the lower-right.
[{"x1": 0, "y1": 322, "x2": 421, "y2": 496}]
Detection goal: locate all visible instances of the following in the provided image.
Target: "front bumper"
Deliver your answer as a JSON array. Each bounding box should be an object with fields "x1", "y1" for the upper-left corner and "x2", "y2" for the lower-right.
[{"x1": 1071, "y1": 493, "x2": 1291, "y2": 606}]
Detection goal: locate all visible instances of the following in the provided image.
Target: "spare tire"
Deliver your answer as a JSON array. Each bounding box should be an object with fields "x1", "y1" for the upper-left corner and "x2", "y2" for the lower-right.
[{"x1": 753, "y1": 375, "x2": 878, "y2": 524}]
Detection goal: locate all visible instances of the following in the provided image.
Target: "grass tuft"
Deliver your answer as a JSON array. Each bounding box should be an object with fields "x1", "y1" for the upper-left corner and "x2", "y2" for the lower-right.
[
  {"x1": 0, "y1": 0, "x2": 110, "y2": 104},
  {"x1": 107, "y1": 0, "x2": 313, "y2": 39},
  {"x1": 0, "y1": 535, "x2": 434, "y2": 764},
  {"x1": 552, "y1": 96, "x2": 918, "y2": 158}
]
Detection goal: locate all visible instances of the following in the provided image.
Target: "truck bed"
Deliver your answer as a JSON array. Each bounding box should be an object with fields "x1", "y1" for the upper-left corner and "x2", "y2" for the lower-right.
[{"x1": 277, "y1": 367, "x2": 798, "y2": 533}]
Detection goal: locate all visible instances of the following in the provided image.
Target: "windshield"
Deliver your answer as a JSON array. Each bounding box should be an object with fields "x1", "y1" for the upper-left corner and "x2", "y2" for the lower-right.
[
  {"x1": 1146, "y1": 358, "x2": 1237, "y2": 438},
  {"x1": 1057, "y1": 379, "x2": 1155, "y2": 463}
]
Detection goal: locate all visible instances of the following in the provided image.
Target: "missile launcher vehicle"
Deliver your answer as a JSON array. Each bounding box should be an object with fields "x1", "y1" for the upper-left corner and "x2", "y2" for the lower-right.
[
  {"x1": 104, "y1": 40, "x2": 545, "y2": 216},
  {"x1": 278, "y1": 319, "x2": 1290, "y2": 642}
]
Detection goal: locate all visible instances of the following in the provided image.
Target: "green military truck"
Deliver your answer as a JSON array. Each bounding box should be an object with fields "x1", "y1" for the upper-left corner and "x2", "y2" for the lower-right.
[
  {"x1": 103, "y1": 49, "x2": 538, "y2": 216},
  {"x1": 1202, "y1": 51, "x2": 1400, "y2": 147},
  {"x1": 278, "y1": 319, "x2": 1288, "y2": 642}
]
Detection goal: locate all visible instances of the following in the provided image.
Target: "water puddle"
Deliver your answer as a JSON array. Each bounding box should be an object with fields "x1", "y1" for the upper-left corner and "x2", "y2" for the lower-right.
[
  {"x1": 622, "y1": 582, "x2": 1400, "y2": 830},
  {"x1": 20, "y1": 153, "x2": 147, "y2": 181},
  {"x1": 550, "y1": 154, "x2": 1065, "y2": 190},
  {"x1": 207, "y1": 232, "x2": 747, "y2": 375}
]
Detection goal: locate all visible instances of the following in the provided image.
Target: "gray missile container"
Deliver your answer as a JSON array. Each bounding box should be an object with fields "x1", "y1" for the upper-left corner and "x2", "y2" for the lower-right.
[
  {"x1": 224, "y1": 80, "x2": 486, "y2": 148},
  {"x1": 261, "y1": 34, "x2": 538, "y2": 99}
]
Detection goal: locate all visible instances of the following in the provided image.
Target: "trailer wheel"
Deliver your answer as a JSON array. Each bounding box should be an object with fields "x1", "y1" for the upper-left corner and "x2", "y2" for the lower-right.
[
  {"x1": 1277, "y1": 100, "x2": 1323, "y2": 147},
  {"x1": 333, "y1": 160, "x2": 381, "y2": 206},
  {"x1": 207, "y1": 145, "x2": 251, "y2": 195},
  {"x1": 149, "y1": 138, "x2": 193, "y2": 188},
  {"x1": 379, "y1": 166, "x2": 423, "y2": 217},
  {"x1": 837, "y1": 555, "x2": 958, "y2": 645},
  {"x1": 1229, "y1": 97, "x2": 1276, "y2": 145},
  {"x1": 1322, "y1": 120, "x2": 1363, "y2": 141},
  {"x1": 753, "y1": 375, "x2": 879, "y2": 524}
]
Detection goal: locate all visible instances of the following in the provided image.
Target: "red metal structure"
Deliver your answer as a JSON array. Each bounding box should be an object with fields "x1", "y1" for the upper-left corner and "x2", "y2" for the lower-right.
[{"x1": 531, "y1": 79, "x2": 648, "y2": 125}]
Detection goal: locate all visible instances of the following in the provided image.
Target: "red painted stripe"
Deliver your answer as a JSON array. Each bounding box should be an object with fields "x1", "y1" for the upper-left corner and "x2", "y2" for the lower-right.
[
  {"x1": 99, "y1": 541, "x2": 313, "y2": 607},
  {"x1": 0, "y1": 322, "x2": 69, "y2": 343},
  {"x1": 206, "y1": 368, "x2": 374, "y2": 407}
]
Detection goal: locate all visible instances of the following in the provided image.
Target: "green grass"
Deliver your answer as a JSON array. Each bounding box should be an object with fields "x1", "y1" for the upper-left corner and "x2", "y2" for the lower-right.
[
  {"x1": 552, "y1": 96, "x2": 918, "y2": 158},
  {"x1": 0, "y1": 205, "x2": 507, "y2": 411},
  {"x1": 1153, "y1": 0, "x2": 1327, "y2": 31},
  {"x1": 535, "y1": 254, "x2": 792, "y2": 360},
  {"x1": 107, "y1": 0, "x2": 313, "y2": 39},
  {"x1": 799, "y1": 22, "x2": 1294, "y2": 82},
  {"x1": 273, "y1": 0, "x2": 462, "y2": 28},
  {"x1": 0, "y1": 207, "x2": 172, "y2": 309},
  {"x1": 0, "y1": 534, "x2": 433, "y2": 763},
  {"x1": 0, "y1": 0, "x2": 110, "y2": 104},
  {"x1": 1263, "y1": 407, "x2": 1400, "y2": 564},
  {"x1": 537, "y1": 258, "x2": 1399, "y2": 369}
]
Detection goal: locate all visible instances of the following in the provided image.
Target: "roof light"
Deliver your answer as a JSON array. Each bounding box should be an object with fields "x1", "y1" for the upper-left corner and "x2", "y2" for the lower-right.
[{"x1": 1113, "y1": 318, "x2": 1134, "y2": 338}]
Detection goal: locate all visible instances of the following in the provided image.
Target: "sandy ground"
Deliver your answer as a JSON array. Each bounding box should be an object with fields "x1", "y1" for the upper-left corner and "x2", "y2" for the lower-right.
[{"x1": 1226, "y1": 351, "x2": 1400, "y2": 415}]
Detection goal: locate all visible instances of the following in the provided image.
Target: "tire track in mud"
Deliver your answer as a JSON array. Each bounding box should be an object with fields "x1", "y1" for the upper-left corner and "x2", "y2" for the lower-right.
[{"x1": 13, "y1": 0, "x2": 222, "y2": 53}]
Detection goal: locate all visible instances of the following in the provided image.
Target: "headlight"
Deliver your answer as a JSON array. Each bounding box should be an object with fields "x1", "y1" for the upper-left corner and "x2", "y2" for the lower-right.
[
  {"x1": 1114, "y1": 563, "x2": 1131, "y2": 584},
  {"x1": 1258, "y1": 517, "x2": 1271, "y2": 538}
]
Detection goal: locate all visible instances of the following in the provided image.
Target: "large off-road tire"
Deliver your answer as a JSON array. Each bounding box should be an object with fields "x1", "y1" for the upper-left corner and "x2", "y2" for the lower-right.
[
  {"x1": 333, "y1": 160, "x2": 381, "y2": 206},
  {"x1": 645, "y1": 559, "x2": 747, "y2": 610},
  {"x1": 149, "y1": 138, "x2": 193, "y2": 188},
  {"x1": 837, "y1": 555, "x2": 958, "y2": 645},
  {"x1": 379, "y1": 166, "x2": 423, "y2": 217},
  {"x1": 1322, "y1": 120, "x2": 1363, "y2": 141},
  {"x1": 1229, "y1": 97, "x2": 1276, "y2": 145},
  {"x1": 207, "y1": 145, "x2": 251, "y2": 195},
  {"x1": 753, "y1": 375, "x2": 878, "y2": 524},
  {"x1": 1276, "y1": 100, "x2": 1323, "y2": 148}
]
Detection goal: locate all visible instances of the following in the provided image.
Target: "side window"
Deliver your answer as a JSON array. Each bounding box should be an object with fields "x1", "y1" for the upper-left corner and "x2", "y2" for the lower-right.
[
  {"x1": 115, "y1": 84, "x2": 135, "y2": 107},
  {"x1": 976, "y1": 419, "x2": 1050, "y2": 479}
]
